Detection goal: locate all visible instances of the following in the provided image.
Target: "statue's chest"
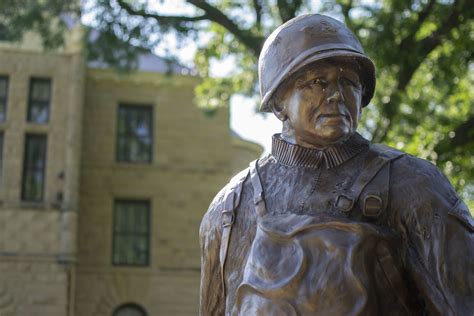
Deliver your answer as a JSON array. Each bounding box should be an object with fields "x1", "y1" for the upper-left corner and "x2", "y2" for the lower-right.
[
  {"x1": 232, "y1": 214, "x2": 404, "y2": 316},
  {"x1": 263, "y1": 167, "x2": 359, "y2": 217}
]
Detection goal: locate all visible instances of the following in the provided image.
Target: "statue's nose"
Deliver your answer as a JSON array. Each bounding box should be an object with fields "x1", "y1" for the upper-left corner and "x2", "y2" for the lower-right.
[{"x1": 326, "y1": 90, "x2": 341, "y2": 103}]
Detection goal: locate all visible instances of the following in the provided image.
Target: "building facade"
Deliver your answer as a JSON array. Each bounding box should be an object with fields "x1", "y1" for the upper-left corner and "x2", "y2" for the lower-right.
[{"x1": 0, "y1": 28, "x2": 261, "y2": 316}]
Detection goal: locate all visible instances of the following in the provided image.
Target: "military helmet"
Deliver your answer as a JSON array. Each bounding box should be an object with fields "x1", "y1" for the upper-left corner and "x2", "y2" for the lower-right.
[{"x1": 258, "y1": 14, "x2": 375, "y2": 112}]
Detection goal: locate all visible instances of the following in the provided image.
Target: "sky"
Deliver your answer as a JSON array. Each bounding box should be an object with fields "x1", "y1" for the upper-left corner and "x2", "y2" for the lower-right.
[{"x1": 230, "y1": 96, "x2": 281, "y2": 153}]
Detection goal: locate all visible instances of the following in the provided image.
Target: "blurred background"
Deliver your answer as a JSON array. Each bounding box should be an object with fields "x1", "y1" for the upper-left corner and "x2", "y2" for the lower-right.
[{"x1": 0, "y1": 0, "x2": 472, "y2": 315}]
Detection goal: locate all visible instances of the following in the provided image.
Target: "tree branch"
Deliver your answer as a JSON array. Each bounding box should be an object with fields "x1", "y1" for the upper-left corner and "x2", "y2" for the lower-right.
[
  {"x1": 417, "y1": 0, "x2": 463, "y2": 55},
  {"x1": 451, "y1": 116, "x2": 474, "y2": 148},
  {"x1": 116, "y1": 0, "x2": 264, "y2": 57},
  {"x1": 398, "y1": 0, "x2": 464, "y2": 91},
  {"x1": 399, "y1": 0, "x2": 436, "y2": 50},
  {"x1": 186, "y1": 0, "x2": 264, "y2": 56},
  {"x1": 116, "y1": 0, "x2": 208, "y2": 23},
  {"x1": 436, "y1": 115, "x2": 474, "y2": 152},
  {"x1": 253, "y1": 0, "x2": 263, "y2": 28},
  {"x1": 277, "y1": 0, "x2": 303, "y2": 23},
  {"x1": 339, "y1": 0, "x2": 354, "y2": 28},
  {"x1": 415, "y1": 0, "x2": 436, "y2": 30}
]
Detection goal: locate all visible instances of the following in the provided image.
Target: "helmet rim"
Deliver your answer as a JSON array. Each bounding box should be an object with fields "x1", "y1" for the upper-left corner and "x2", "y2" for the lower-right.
[{"x1": 259, "y1": 48, "x2": 375, "y2": 112}]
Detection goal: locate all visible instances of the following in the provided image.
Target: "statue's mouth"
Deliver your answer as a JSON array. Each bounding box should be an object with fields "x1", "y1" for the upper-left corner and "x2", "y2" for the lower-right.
[{"x1": 316, "y1": 113, "x2": 349, "y2": 122}]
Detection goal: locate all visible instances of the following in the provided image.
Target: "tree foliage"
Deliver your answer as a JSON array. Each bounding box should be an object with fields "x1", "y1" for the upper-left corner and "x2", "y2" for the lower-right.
[
  {"x1": 1, "y1": 0, "x2": 473, "y2": 203},
  {"x1": 0, "y1": 0, "x2": 84, "y2": 48}
]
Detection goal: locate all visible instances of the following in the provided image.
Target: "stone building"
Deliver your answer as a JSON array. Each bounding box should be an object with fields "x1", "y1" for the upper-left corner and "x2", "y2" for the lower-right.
[{"x1": 0, "y1": 25, "x2": 262, "y2": 316}]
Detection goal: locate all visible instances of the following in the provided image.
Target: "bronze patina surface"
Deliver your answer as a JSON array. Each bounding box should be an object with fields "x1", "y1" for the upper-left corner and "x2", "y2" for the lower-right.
[{"x1": 200, "y1": 14, "x2": 473, "y2": 316}]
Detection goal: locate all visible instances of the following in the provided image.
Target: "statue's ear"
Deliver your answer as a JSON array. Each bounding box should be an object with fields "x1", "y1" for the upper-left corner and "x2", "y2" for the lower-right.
[{"x1": 270, "y1": 98, "x2": 288, "y2": 122}]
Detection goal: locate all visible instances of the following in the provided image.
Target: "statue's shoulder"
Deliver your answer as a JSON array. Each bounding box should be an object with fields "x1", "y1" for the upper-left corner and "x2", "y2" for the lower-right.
[
  {"x1": 370, "y1": 144, "x2": 461, "y2": 216},
  {"x1": 386, "y1": 148, "x2": 450, "y2": 187},
  {"x1": 376, "y1": 145, "x2": 473, "y2": 234},
  {"x1": 367, "y1": 142, "x2": 450, "y2": 188},
  {"x1": 212, "y1": 167, "x2": 251, "y2": 208},
  {"x1": 202, "y1": 154, "x2": 273, "y2": 224},
  {"x1": 367, "y1": 142, "x2": 405, "y2": 161},
  {"x1": 200, "y1": 164, "x2": 253, "y2": 235},
  {"x1": 367, "y1": 142, "x2": 444, "y2": 177}
]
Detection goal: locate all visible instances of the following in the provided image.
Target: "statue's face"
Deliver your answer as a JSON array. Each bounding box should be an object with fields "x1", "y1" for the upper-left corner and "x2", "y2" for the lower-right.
[{"x1": 274, "y1": 60, "x2": 363, "y2": 149}]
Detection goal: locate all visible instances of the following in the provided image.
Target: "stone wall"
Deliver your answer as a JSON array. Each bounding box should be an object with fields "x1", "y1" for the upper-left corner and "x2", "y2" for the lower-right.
[
  {"x1": 0, "y1": 48, "x2": 85, "y2": 316},
  {"x1": 0, "y1": 258, "x2": 71, "y2": 316},
  {"x1": 75, "y1": 69, "x2": 253, "y2": 315}
]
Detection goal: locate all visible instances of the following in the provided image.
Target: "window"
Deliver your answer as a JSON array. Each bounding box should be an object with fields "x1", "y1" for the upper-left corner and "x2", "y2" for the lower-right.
[
  {"x1": 21, "y1": 134, "x2": 47, "y2": 202},
  {"x1": 27, "y1": 78, "x2": 51, "y2": 123},
  {"x1": 112, "y1": 200, "x2": 150, "y2": 266},
  {"x1": 0, "y1": 76, "x2": 8, "y2": 122},
  {"x1": 117, "y1": 104, "x2": 153, "y2": 163},
  {"x1": 113, "y1": 303, "x2": 147, "y2": 316}
]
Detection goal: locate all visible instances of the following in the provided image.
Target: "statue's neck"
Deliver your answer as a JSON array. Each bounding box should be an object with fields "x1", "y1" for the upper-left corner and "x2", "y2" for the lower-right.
[{"x1": 271, "y1": 132, "x2": 369, "y2": 169}]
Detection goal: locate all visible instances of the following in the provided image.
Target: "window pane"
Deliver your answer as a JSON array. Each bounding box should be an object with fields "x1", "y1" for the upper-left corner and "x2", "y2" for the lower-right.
[
  {"x1": 0, "y1": 76, "x2": 8, "y2": 122},
  {"x1": 28, "y1": 138, "x2": 47, "y2": 169},
  {"x1": 117, "y1": 105, "x2": 152, "y2": 163},
  {"x1": 28, "y1": 102, "x2": 49, "y2": 123},
  {"x1": 113, "y1": 200, "x2": 150, "y2": 266},
  {"x1": 133, "y1": 235, "x2": 149, "y2": 263},
  {"x1": 113, "y1": 235, "x2": 148, "y2": 265},
  {"x1": 23, "y1": 172, "x2": 43, "y2": 201},
  {"x1": 0, "y1": 77, "x2": 7, "y2": 96},
  {"x1": 113, "y1": 235, "x2": 131, "y2": 264},
  {"x1": 115, "y1": 206, "x2": 127, "y2": 232},
  {"x1": 31, "y1": 81, "x2": 51, "y2": 101},
  {"x1": 22, "y1": 135, "x2": 47, "y2": 201},
  {"x1": 28, "y1": 78, "x2": 51, "y2": 123},
  {"x1": 0, "y1": 101, "x2": 6, "y2": 122},
  {"x1": 134, "y1": 205, "x2": 148, "y2": 234},
  {"x1": 134, "y1": 110, "x2": 152, "y2": 137}
]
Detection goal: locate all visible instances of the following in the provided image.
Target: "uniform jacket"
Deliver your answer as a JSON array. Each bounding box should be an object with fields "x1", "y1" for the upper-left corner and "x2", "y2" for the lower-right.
[{"x1": 200, "y1": 133, "x2": 473, "y2": 315}]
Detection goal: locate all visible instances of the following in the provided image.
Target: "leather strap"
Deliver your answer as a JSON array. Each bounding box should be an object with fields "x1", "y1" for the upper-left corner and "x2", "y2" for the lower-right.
[
  {"x1": 249, "y1": 160, "x2": 267, "y2": 216},
  {"x1": 361, "y1": 163, "x2": 390, "y2": 218},
  {"x1": 335, "y1": 144, "x2": 404, "y2": 214},
  {"x1": 219, "y1": 168, "x2": 249, "y2": 298}
]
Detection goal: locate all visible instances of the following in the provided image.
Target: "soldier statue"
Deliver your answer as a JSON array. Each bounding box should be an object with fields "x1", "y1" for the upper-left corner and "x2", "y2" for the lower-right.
[{"x1": 200, "y1": 14, "x2": 473, "y2": 316}]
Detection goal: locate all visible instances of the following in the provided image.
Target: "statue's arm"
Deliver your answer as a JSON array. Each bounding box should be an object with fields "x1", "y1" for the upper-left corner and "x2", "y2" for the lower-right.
[
  {"x1": 199, "y1": 192, "x2": 226, "y2": 316},
  {"x1": 390, "y1": 156, "x2": 474, "y2": 315}
]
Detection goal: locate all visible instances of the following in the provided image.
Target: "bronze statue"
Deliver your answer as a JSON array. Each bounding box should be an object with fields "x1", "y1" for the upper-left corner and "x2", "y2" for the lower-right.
[{"x1": 200, "y1": 14, "x2": 473, "y2": 315}]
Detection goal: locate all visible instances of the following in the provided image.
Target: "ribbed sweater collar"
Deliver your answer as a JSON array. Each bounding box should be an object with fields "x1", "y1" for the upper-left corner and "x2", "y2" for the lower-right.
[{"x1": 271, "y1": 133, "x2": 369, "y2": 169}]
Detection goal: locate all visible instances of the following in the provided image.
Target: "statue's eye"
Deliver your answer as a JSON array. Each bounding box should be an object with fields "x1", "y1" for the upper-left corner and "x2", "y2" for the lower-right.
[
  {"x1": 311, "y1": 78, "x2": 326, "y2": 87},
  {"x1": 340, "y1": 77, "x2": 360, "y2": 89}
]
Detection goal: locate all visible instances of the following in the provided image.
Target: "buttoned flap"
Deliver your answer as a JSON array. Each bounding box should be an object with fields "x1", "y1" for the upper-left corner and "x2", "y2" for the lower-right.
[{"x1": 448, "y1": 199, "x2": 474, "y2": 232}]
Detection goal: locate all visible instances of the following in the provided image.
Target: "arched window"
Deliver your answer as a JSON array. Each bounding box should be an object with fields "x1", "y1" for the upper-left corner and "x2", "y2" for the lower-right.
[{"x1": 113, "y1": 303, "x2": 147, "y2": 316}]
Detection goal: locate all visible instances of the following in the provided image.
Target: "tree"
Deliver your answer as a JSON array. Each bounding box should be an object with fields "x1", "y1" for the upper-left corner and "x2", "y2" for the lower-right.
[{"x1": 1, "y1": 0, "x2": 473, "y2": 204}]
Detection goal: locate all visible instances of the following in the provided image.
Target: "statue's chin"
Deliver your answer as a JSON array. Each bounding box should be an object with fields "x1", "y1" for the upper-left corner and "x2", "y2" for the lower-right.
[
  {"x1": 305, "y1": 127, "x2": 354, "y2": 149},
  {"x1": 281, "y1": 123, "x2": 355, "y2": 149}
]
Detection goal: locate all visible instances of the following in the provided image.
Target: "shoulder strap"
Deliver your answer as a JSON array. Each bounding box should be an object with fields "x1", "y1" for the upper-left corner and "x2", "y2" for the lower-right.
[
  {"x1": 219, "y1": 167, "x2": 249, "y2": 298},
  {"x1": 360, "y1": 162, "x2": 390, "y2": 218},
  {"x1": 249, "y1": 159, "x2": 267, "y2": 216},
  {"x1": 335, "y1": 144, "x2": 405, "y2": 214}
]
